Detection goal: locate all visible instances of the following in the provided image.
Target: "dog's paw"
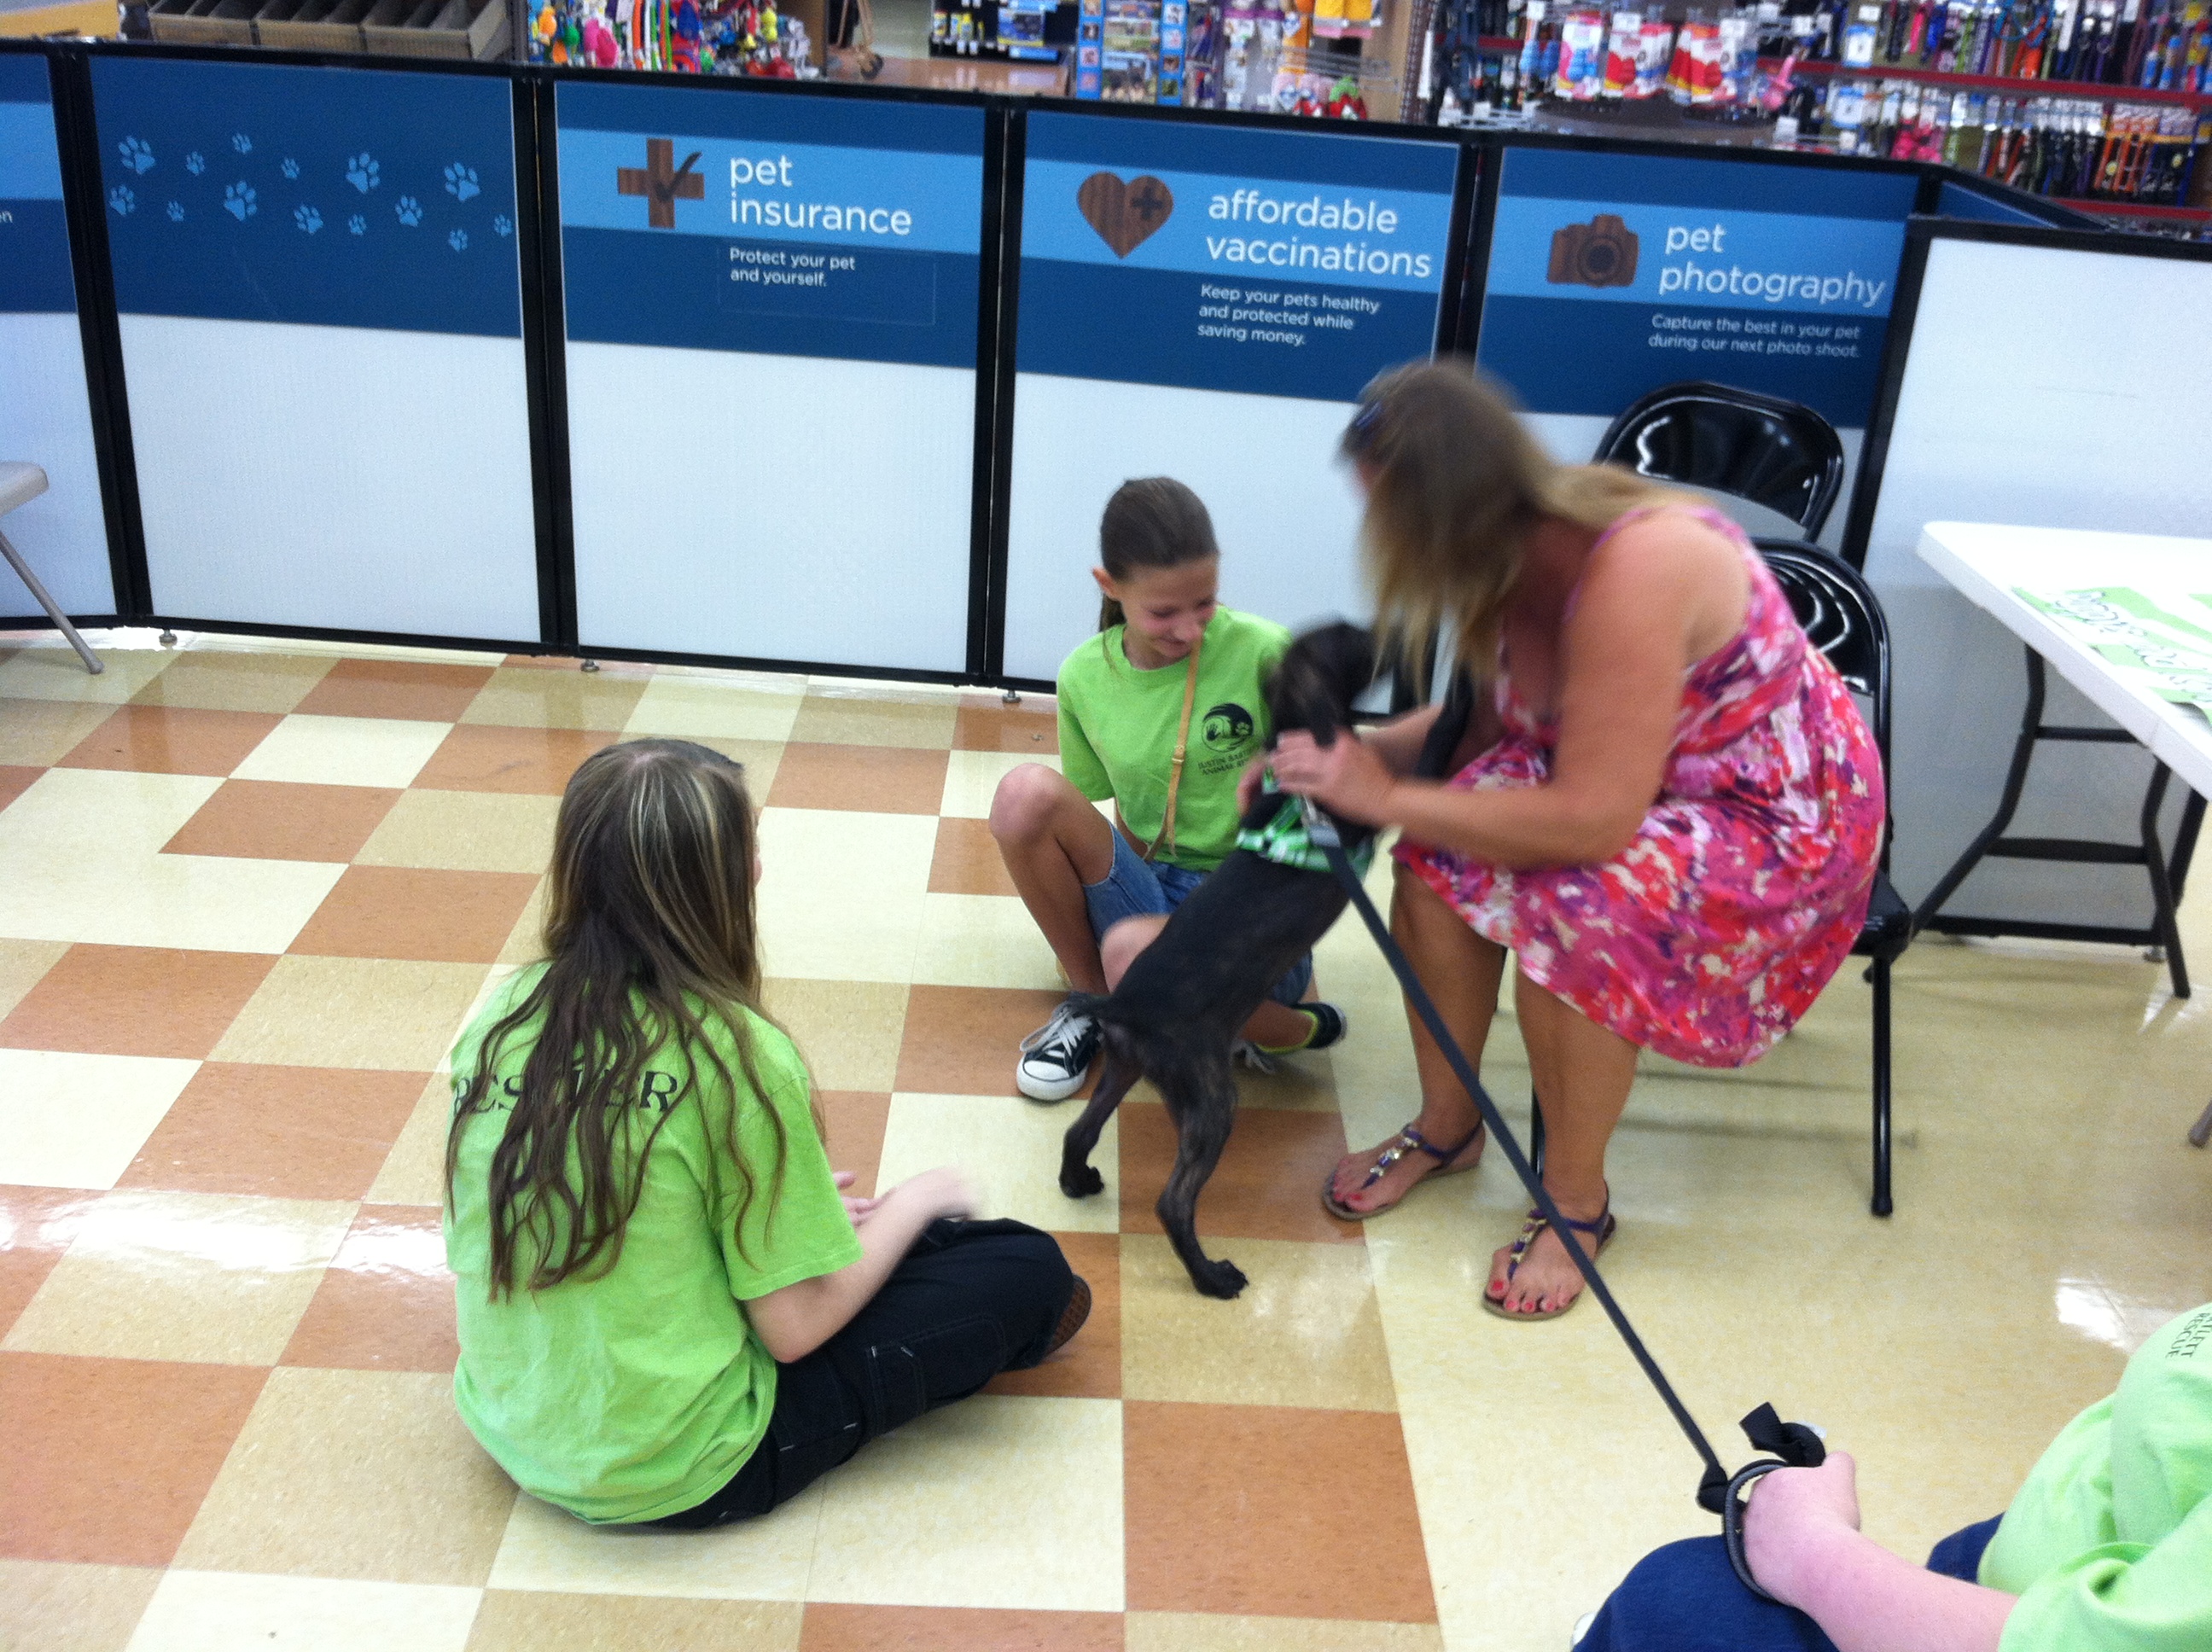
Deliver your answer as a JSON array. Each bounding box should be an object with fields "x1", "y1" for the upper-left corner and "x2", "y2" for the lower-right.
[
  {"x1": 1193, "y1": 1258, "x2": 1248, "y2": 1299},
  {"x1": 1059, "y1": 1163, "x2": 1105, "y2": 1199}
]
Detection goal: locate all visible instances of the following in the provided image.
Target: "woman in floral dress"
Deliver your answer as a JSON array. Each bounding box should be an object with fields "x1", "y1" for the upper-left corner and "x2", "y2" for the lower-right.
[{"x1": 1264, "y1": 362, "x2": 1884, "y2": 1319}]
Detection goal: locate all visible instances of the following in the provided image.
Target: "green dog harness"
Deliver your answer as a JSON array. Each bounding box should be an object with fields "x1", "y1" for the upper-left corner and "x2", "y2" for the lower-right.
[{"x1": 1235, "y1": 782, "x2": 1376, "y2": 877}]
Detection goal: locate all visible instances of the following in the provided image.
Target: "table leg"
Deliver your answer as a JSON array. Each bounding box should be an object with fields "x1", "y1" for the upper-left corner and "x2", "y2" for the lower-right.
[
  {"x1": 1912, "y1": 647, "x2": 2046, "y2": 932},
  {"x1": 2191, "y1": 1099, "x2": 2212, "y2": 1150},
  {"x1": 2141, "y1": 764, "x2": 2191, "y2": 1001}
]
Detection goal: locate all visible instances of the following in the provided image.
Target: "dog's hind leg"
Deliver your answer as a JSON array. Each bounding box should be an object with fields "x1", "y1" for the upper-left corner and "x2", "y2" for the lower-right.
[
  {"x1": 1059, "y1": 1047, "x2": 1138, "y2": 1200},
  {"x1": 1157, "y1": 1062, "x2": 1248, "y2": 1300}
]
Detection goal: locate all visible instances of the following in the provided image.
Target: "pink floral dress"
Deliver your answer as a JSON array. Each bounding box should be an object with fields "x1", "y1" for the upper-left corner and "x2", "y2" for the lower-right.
[{"x1": 1395, "y1": 509, "x2": 1885, "y2": 1068}]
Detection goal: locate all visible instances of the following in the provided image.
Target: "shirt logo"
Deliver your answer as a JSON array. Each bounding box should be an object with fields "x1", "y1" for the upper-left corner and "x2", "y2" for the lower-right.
[{"x1": 1201, "y1": 702, "x2": 1254, "y2": 751}]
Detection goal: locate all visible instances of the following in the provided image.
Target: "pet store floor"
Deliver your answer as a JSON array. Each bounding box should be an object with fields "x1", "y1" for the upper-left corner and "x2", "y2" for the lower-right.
[{"x1": 1, "y1": 629, "x2": 2208, "y2": 1652}]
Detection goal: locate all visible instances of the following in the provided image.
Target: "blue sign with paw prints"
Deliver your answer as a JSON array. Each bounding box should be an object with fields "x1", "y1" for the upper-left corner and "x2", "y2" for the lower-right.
[{"x1": 89, "y1": 58, "x2": 521, "y2": 338}]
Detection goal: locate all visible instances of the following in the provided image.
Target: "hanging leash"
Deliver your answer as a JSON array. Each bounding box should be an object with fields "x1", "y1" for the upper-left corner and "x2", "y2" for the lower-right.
[{"x1": 1300, "y1": 796, "x2": 1825, "y2": 1602}]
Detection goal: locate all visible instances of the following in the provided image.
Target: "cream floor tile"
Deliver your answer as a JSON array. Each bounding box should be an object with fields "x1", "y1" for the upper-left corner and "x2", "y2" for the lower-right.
[
  {"x1": 0, "y1": 847, "x2": 346, "y2": 954},
  {"x1": 0, "y1": 697, "x2": 119, "y2": 765},
  {"x1": 0, "y1": 936, "x2": 71, "y2": 1019},
  {"x1": 0, "y1": 645, "x2": 174, "y2": 704},
  {"x1": 459, "y1": 670, "x2": 648, "y2": 731},
  {"x1": 3, "y1": 1188, "x2": 354, "y2": 1364},
  {"x1": 0, "y1": 768, "x2": 224, "y2": 858},
  {"x1": 465, "y1": 1592, "x2": 803, "y2": 1652},
  {"x1": 789, "y1": 691, "x2": 957, "y2": 750},
  {"x1": 366, "y1": 1072, "x2": 458, "y2": 1206},
  {"x1": 177, "y1": 1368, "x2": 517, "y2": 1585},
  {"x1": 232, "y1": 714, "x2": 454, "y2": 788},
  {"x1": 125, "y1": 1572, "x2": 481, "y2": 1652},
  {"x1": 760, "y1": 979, "x2": 909, "y2": 1092},
  {"x1": 755, "y1": 809, "x2": 934, "y2": 983},
  {"x1": 497, "y1": 879, "x2": 548, "y2": 967},
  {"x1": 356, "y1": 792, "x2": 562, "y2": 875},
  {"x1": 909, "y1": 893, "x2": 1063, "y2": 992},
  {"x1": 1120, "y1": 1234, "x2": 1396, "y2": 1411},
  {"x1": 940, "y1": 749, "x2": 1060, "y2": 818},
  {"x1": 213, "y1": 957, "x2": 492, "y2": 1072},
  {"x1": 128, "y1": 651, "x2": 333, "y2": 713},
  {"x1": 1127, "y1": 1614, "x2": 1444, "y2": 1652},
  {"x1": 179, "y1": 634, "x2": 504, "y2": 666},
  {"x1": 437, "y1": 965, "x2": 523, "y2": 1076},
  {"x1": 876, "y1": 1092, "x2": 1120, "y2": 1233},
  {"x1": 623, "y1": 677, "x2": 805, "y2": 742},
  {"x1": 0, "y1": 1559, "x2": 163, "y2": 1652},
  {"x1": 486, "y1": 1479, "x2": 824, "y2": 1602},
  {"x1": 809, "y1": 1395, "x2": 1123, "y2": 1610},
  {"x1": 0, "y1": 1049, "x2": 201, "y2": 1189}
]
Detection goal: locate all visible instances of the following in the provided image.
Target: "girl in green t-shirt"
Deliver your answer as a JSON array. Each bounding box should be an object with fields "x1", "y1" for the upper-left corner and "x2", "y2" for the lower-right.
[
  {"x1": 991, "y1": 476, "x2": 1350, "y2": 1102},
  {"x1": 444, "y1": 739, "x2": 1091, "y2": 1527}
]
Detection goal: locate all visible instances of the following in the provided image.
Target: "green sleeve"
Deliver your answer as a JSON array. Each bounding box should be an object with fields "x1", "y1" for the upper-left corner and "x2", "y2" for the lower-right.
[
  {"x1": 716, "y1": 1067, "x2": 861, "y2": 1301},
  {"x1": 1998, "y1": 1499, "x2": 2212, "y2": 1652},
  {"x1": 1057, "y1": 682, "x2": 1113, "y2": 803}
]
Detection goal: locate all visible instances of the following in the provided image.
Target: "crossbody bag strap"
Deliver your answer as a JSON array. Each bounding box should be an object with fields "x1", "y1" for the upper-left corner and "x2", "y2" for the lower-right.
[{"x1": 1138, "y1": 631, "x2": 1203, "y2": 864}]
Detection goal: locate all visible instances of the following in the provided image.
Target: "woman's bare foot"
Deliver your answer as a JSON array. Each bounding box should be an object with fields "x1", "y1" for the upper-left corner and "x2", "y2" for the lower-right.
[
  {"x1": 1486, "y1": 1191, "x2": 1612, "y2": 1317},
  {"x1": 1324, "y1": 1120, "x2": 1485, "y2": 1219}
]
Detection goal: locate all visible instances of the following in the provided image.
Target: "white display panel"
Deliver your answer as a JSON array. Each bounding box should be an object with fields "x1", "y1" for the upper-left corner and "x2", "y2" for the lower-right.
[
  {"x1": 0, "y1": 313, "x2": 112, "y2": 617},
  {"x1": 570, "y1": 346, "x2": 975, "y2": 672},
  {"x1": 1000, "y1": 374, "x2": 1370, "y2": 683},
  {"x1": 125, "y1": 317, "x2": 540, "y2": 641},
  {"x1": 1862, "y1": 236, "x2": 2212, "y2": 918}
]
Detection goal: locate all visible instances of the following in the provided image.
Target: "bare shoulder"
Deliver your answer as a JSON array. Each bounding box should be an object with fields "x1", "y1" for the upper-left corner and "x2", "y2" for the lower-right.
[{"x1": 1578, "y1": 507, "x2": 1747, "y2": 613}]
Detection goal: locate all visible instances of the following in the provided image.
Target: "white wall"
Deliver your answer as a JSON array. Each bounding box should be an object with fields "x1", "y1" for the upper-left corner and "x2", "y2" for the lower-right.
[
  {"x1": 0, "y1": 312, "x2": 113, "y2": 618},
  {"x1": 123, "y1": 315, "x2": 540, "y2": 642},
  {"x1": 568, "y1": 344, "x2": 975, "y2": 674},
  {"x1": 1001, "y1": 373, "x2": 1371, "y2": 683},
  {"x1": 1862, "y1": 237, "x2": 2212, "y2": 918}
]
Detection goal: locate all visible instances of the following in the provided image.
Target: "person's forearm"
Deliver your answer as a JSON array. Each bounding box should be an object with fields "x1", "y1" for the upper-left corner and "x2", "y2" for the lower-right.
[
  {"x1": 1382, "y1": 774, "x2": 1642, "y2": 870},
  {"x1": 1784, "y1": 1527, "x2": 2016, "y2": 1652},
  {"x1": 754, "y1": 1184, "x2": 941, "y2": 1362}
]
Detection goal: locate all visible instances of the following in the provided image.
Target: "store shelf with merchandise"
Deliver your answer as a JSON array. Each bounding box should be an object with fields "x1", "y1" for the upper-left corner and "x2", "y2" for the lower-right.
[{"x1": 1783, "y1": 55, "x2": 2212, "y2": 109}]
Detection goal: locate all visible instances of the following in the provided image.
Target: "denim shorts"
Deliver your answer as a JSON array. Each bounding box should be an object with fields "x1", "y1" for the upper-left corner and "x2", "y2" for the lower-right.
[{"x1": 1082, "y1": 829, "x2": 1313, "y2": 1006}]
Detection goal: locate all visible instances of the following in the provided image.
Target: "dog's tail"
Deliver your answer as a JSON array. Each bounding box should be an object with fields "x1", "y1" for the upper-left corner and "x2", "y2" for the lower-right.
[{"x1": 1066, "y1": 989, "x2": 1114, "y2": 1026}]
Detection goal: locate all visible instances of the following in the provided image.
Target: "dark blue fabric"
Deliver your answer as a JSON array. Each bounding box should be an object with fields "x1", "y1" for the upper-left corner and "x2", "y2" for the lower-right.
[{"x1": 1577, "y1": 1518, "x2": 2002, "y2": 1652}]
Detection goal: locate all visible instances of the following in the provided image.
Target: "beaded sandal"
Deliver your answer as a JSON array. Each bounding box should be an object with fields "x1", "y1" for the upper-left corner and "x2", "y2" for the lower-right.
[
  {"x1": 1320, "y1": 1121, "x2": 1485, "y2": 1221},
  {"x1": 1481, "y1": 1201, "x2": 1617, "y2": 1321}
]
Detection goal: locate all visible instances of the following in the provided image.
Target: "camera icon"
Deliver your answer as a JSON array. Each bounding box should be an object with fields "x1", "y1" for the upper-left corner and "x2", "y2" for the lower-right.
[{"x1": 1546, "y1": 213, "x2": 1639, "y2": 288}]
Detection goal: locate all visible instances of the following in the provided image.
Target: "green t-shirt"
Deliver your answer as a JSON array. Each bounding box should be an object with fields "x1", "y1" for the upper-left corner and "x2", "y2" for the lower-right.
[
  {"x1": 1056, "y1": 607, "x2": 1290, "y2": 873},
  {"x1": 1981, "y1": 1302, "x2": 2212, "y2": 1652},
  {"x1": 442, "y1": 966, "x2": 862, "y2": 1525}
]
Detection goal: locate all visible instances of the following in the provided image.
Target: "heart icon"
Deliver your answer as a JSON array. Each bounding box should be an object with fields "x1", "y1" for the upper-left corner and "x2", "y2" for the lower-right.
[{"x1": 1077, "y1": 172, "x2": 1175, "y2": 258}]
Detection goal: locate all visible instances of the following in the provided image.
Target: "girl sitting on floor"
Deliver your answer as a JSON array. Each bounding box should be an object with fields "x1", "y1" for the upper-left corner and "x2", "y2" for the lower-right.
[{"x1": 443, "y1": 739, "x2": 1088, "y2": 1526}]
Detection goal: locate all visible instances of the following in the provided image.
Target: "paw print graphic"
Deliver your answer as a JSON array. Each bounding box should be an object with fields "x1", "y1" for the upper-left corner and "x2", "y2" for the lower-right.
[
  {"x1": 166, "y1": 201, "x2": 184, "y2": 222},
  {"x1": 224, "y1": 181, "x2": 257, "y2": 221},
  {"x1": 108, "y1": 184, "x2": 135, "y2": 217},
  {"x1": 280, "y1": 158, "x2": 300, "y2": 181},
  {"x1": 345, "y1": 154, "x2": 379, "y2": 194},
  {"x1": 347, "y1": 213, "x2": 366, "y2": 236},
  {"x1": 442, "y1": 162, "x2": 480, "y2": 203},
  {"x1": 184, "y1": 150, "x2": 205, "y2": 176},
  {"x1": 448, "y1": 228, "x2": 469, "y2": 252},
  {"x1": 230, "y1": 132, "x2": 252, "y2": 154},
  {"x1": 294, "y1": 204, "x2": 322, "y2": 234},
  {"x1": 394, "y1": 195, "x2": 422, "y2": 226},
  {"x1": 492, "y1": 214, "x2": 513, "y2": 237},
  {"x1": 117, "y1": 137, "x2": 155, "y2": 175}
]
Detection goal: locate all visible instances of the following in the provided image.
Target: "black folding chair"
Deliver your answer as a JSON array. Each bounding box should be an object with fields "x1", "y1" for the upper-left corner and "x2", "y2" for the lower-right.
[{"x1": 1594, "y1": 382, "x2": 1848, "y2": 541}]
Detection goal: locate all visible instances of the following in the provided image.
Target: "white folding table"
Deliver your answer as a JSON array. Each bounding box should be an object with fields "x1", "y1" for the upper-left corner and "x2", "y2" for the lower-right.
[{"x1": 1914, "y1": 522, "x2": 2212, "y2": 1148}]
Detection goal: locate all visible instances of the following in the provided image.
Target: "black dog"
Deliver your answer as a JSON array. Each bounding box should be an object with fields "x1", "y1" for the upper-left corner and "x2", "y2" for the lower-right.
[{"x1": 1054, "y1": 623, "x2": 1412, "y2": 1298}]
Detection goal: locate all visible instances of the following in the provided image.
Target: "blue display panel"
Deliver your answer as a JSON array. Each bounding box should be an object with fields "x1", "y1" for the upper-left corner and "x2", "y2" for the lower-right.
[
  {"x1": 1479, "y1": 148, "x2": 1916, "y2": 433},
  {"x1": 1, "y1": 52, "x2": 114, "y2": 618},
  {"x1": 88, "y1": 57, "x2": 539, "y2": 641},
  {"x1": 1936, "y1": 178, "x2": 2064, "y2": 227},
  {"x1": 555, "y1": 84, "x2": 987, "y2": 673},
  {"x1": 1016, "y1": 113, "x2": 1459, "y2": 402},
  {"x1": 556, "y1": 85, "x2": 985, "y2": 369}
]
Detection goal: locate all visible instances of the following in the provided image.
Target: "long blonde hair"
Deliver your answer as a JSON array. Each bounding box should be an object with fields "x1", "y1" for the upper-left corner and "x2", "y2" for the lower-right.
[
  {"x1": 447, "y1": 738, "x2": 809, "y2": 1298},
  {"x1": 1343, "y1": 360, "x2": 1681, "y2": 672}
]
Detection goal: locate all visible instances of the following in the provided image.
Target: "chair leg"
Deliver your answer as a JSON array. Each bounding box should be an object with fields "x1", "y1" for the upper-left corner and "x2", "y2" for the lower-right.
[
  {"x1": 1870, "y1": 955, "x2": 1894, "y2": 1217},
  {"x1": 0, "y1": 526, "x2": 102, "y2": 676},
  {"x1": 2190, "y1": 1097, "x2": 2212, "y2": 1150}
]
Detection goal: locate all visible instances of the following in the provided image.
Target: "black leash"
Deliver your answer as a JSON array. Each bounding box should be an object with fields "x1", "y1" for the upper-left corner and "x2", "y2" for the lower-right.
[{"x1": 1306, "y1": 802, "x2": 1824, "y2": 1602}]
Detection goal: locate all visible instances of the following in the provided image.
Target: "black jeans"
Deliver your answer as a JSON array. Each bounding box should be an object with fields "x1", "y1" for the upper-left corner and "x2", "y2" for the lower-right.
[{"x1": 646, "y1": 1219, "x2": 1075, "y2": 1527}]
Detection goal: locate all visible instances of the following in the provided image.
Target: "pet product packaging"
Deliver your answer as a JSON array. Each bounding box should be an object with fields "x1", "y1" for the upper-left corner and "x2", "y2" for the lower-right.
[
  {"x1": 1555, "y1": 3, "x2": 1607, "y2": 96},
  {"x1": 1603, "y1": 8, "x2": 1641, "y2": 91}
]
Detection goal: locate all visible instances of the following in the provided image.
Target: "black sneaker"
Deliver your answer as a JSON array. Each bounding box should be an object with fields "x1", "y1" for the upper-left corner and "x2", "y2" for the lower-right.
[
  {"x1": 1016, "y1": 998, "x2": 1099, "y2": 1102},
  {"x1": 1301, "y1": 1001, "x2": 1349, "y2": 1050}
]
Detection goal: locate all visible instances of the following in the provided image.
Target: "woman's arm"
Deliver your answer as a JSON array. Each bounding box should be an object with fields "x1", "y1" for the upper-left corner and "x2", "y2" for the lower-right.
[
  {"x1": 742, "y1": 1166, "x2": 975, "y2": 1364},
  {"x1": 1272, "y1": 518, "x2": 1742, "y2": 869},
  {"x1": 1747, "y1": 1454, "x2": 2017, "y2": 1652}
]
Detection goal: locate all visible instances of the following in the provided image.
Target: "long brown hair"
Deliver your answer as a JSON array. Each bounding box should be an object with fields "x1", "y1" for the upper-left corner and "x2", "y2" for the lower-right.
[
  {"x1": 1343, "y1": 359, "x2": 1679, "y2": 672},
  {"x1": 446, "y1": 738, "x2": 806, "y2": 1299},
  {"x1": 1096, "y1": 476, "x2": 1220, "y2": 631}
]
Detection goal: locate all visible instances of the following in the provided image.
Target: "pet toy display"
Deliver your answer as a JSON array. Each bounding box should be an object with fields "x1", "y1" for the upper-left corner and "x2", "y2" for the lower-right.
[
  {"x1": 526, "y1": 0, "x2": 813, "y2": 74},
  {"x1": 1074, "y1": 0, "x2": 1386, "y2": 110}
]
